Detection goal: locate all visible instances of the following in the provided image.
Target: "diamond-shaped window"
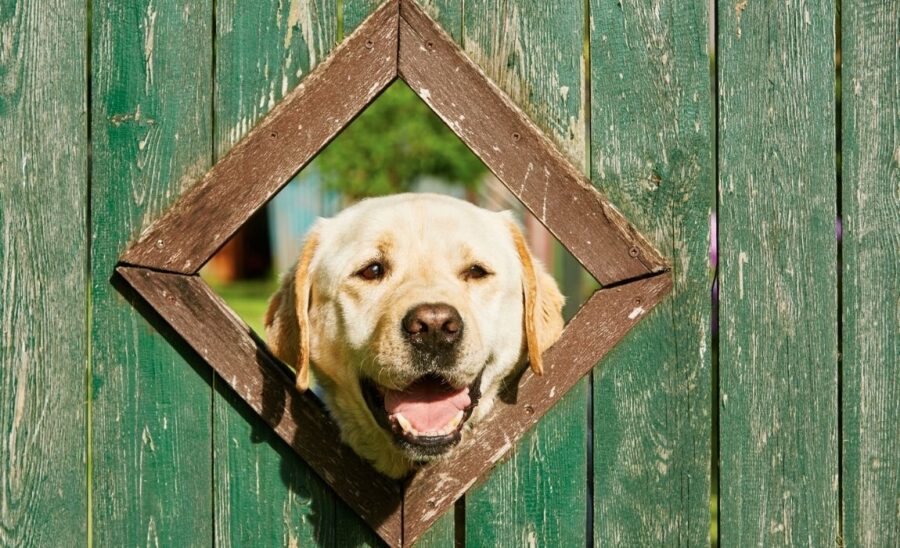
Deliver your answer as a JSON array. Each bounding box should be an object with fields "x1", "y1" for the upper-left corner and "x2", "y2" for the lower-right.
[{"x1": 116, "y1": 1, "x2": 671, "y2": 545}]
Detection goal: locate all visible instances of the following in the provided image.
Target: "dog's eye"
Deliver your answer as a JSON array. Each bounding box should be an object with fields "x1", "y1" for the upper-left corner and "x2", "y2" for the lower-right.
[
  {"x1": 357, "y1": 262, "x2": 385, "y2": 281},
  {"x1": 462, "y1": 264, "x2": 490, "y2": 281}
]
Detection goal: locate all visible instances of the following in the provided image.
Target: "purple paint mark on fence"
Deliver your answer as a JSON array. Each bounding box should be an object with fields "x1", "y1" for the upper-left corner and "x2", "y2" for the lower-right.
[{"x1": 710, "y1": 213, "x2": 718, "y2": 334}]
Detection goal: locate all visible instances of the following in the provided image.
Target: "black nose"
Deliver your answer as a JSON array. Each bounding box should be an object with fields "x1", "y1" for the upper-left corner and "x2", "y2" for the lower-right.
[{"x1": 402, "y1": 303, "x2": 463, "y2": 348}]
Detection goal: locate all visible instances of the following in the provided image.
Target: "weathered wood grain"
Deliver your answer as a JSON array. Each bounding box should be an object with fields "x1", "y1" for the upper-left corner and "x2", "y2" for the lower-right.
[
  {"x1": 89, "y1": 1, "x2": 214, "y2": 545},
  {"x1": 120, "y1": 0, "x2": 399, "y2": 274},
  {"x1": 841, "y1": 2, "x2": 900, "y2": 546},
  {"x1": 718, "y1": 1, "x2": 839, "y2": 545},
  {"x1": 458, "y1": 1, "x2": 588, "y2": 546},
  {"x1": 403, "y1": 274, "x2": 673, "y2": 545},
  {"x1": 117, "y1": 267, "x2": 404, "y2": 547},
  {"x1": 0, "y1": 1, "x2": 87, "y2": 545},
  {"x1": 463, "y1": 0, "x2": 585, "y2": 165},
  {"x1": 398, "y1": 0, "x2": 667, "y2": 287},
  {"x1": 212, "y1": 1, "x2": 343, "y2": 546},
  {"x1": 409, "y1": 513, "x2": 455, "y2": 548},
  {"x1": 344, "y1": 0, "x2": 388, "y2": 36},
  {"x1": 589, "y1": 0, "x2": 713, "y2": 544},
  {"x1": 347, "y1": 0, "x2": 461, "y2": 40}
]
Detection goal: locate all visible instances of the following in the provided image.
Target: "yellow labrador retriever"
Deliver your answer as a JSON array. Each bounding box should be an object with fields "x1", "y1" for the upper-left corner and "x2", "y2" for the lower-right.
[{"x1": 264, "y1": 193, "x2": 564, "y2": 478}]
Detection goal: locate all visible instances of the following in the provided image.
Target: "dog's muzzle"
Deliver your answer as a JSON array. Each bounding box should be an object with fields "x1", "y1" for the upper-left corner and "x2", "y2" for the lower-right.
[
  {"x1": 359, "y1": 302, "x2": 482, "y2": 461},
  {"x1": 402, "y1": 302, "x2": 463, "y2": 371}
]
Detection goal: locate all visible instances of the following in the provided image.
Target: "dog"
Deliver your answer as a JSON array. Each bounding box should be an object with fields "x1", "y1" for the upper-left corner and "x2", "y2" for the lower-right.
[{"x1": 264, "y1": 193, "x2": 564, "y2": 478}]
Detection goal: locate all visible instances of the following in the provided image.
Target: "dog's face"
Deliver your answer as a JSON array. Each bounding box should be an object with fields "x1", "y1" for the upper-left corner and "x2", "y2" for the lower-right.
[{"x1": 265, "y1": 193, "x2": 564, "y2": 478}]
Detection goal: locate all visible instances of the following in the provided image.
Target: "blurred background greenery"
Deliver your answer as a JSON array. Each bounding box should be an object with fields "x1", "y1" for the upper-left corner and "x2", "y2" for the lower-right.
[{"x1": 317, "y1": 82, "x2": 485, "y2": 200}]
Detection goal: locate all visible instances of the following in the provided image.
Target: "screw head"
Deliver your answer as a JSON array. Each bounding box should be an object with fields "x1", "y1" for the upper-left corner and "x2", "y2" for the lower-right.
[
  {"x1": 365, "y1": 39, "x2": 374, "y2": 49},
  {"x1": 628, "y1": 246, "x2": 639, "y2": 257},
  {"x1": 512, "y1": 132, "x2": 521, "y2": 142}
]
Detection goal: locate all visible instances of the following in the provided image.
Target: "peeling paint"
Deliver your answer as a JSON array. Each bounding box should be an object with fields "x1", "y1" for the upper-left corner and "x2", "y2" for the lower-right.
[
  {"x1": 143, "y1": 2, "x2": 158, "y2": 92},
  {"x1": 735, "y1": 0, "x2": 748, "y2": 38},
  {"x1": 738, "y1": 251, "x2": 748, "y2": 299},
  {"x1": 284, "y1": 0, "x2": 321, "y2": 68}
]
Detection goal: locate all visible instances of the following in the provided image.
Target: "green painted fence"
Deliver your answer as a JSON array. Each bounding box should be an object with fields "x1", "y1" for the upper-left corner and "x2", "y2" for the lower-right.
[{"x1": 1, "y1": 0, "x2": 896, "y2": 546}]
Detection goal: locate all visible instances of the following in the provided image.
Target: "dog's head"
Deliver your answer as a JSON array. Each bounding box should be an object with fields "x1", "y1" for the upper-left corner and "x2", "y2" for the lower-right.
[{"x1": 264, "y1": 193, "x2": 563, "y2": 478}]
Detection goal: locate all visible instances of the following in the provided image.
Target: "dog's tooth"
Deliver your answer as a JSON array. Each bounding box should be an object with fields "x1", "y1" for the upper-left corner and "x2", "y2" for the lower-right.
[
  {"x1": 394, "y1": 413, "x2": 413, "y2": 434},
  {"x1": 448, "y1": 410, "x2": 465, "y2": 430}
]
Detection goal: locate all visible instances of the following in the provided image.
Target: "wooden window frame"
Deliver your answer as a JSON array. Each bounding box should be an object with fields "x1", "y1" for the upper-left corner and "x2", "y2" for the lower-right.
[{"x1": 116, "y1": 1, "x2": 672, "y2": 545}]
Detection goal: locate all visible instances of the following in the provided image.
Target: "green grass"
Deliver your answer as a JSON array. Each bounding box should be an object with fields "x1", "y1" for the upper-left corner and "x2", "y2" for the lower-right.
[{"x1": 206, "y1": 277, "x2": 280, "y2": 336}]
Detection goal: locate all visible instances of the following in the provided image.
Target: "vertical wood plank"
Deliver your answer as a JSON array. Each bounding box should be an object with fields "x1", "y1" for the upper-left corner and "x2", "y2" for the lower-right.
[
  {"x1": 401, "y1": 5, "x2": 462, "y2": 546},
  {"x1": 318, "y1": 4, "x2": 390, "y2": 544},
  {"x1": 212, "y1": 1, "x2": 342, "y2": 546},
  {"x1": 0, "y1": 1, "x2": 87, "y2": 545},
  {"x1": 366, "y1": 3, "x2": 461, "y2": 544},
  {"x1": 718, "y1": 1, "x2": 838, "y2": 545},
  {"x1": 841, "y1": 2, "x2": 899, "y2": 546},
  {"x1": 461, "y1": 2, "x2": 588, "y2": 546},
  {"x1": 463, "y1": 0, "x2": 585, "y2": 165},
  {"x1": 404, "y1": 5, "x2": 461, "y2": 545},
  {"x1": 589, "y1": 0, "x2": 713, "y2": 544},
  {"x1": 90, "y1": 1, "x2": 214, "y2": 545}
]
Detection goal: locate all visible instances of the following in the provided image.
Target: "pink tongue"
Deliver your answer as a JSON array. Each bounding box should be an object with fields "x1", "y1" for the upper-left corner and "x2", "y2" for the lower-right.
[{"x1": 384, "y1": 377, "x2": 471, "y2": 434}]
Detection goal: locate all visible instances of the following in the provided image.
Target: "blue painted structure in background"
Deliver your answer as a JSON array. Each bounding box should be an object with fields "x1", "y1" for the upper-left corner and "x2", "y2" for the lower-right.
[{"x1": 268, "y1": 165, "x2": 341, "y2": 274}]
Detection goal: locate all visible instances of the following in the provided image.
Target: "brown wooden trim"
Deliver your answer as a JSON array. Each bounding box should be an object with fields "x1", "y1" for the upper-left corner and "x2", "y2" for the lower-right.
[
  {"x1": 113, "y1": 2, "x2": 677, "y2": 545},
  {"x1": 116, "y1": 266, "x2": 404, "y2": 547},
  {"x1": 120, "y1": 0, "x2": 400, "y2": 274},
  {"x1": 397, "y1": 0, "x2": 667, "y2": 286},
  {"x1": 401, "y1": 273, "x2": 673, "y2": 545}
]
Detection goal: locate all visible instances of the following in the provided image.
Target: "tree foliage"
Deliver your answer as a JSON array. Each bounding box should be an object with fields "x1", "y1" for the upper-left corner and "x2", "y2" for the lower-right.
[{"x1": 315, "y1": 81, "x2": 486, "y2": 200}]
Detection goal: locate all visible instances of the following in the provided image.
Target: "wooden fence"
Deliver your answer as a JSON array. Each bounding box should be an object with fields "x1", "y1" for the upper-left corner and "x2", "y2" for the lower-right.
[{"x1": 1, "y1": 0, "x2": 896, "y2": 546}]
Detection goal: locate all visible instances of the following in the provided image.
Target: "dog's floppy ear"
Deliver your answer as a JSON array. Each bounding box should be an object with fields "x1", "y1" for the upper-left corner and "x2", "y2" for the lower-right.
[
  {"x1": 264, "y1": 231, "x2": 319, "y2": 391},
  {"x1": 506, "y1": 220, "x2": 565, "y2": 375}
]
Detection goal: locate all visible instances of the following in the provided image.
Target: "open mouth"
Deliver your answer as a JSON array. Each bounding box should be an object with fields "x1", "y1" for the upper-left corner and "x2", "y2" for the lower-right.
[{"x1": 361, "y1": 372, "x2": 482, "y2": 458}]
